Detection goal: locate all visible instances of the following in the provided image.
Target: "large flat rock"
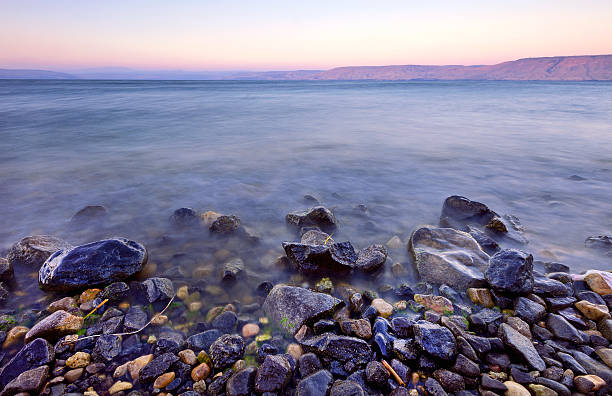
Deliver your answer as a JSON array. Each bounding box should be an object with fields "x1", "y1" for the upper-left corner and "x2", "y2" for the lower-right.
[
  {"x1": 39, "y1": 237, "x2": 147, "y2": 291},
  {"x1": 409, "y1": 225, "x2": 489, "y2": 289},
  {"x1": 263, "y1": 285, "x2": 343, "y2": 335}
]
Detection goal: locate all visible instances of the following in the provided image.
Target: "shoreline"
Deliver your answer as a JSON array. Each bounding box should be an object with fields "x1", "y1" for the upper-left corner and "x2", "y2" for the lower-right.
[{"x1": 0, "y1": 196, "x2": 611, "y2": 395}]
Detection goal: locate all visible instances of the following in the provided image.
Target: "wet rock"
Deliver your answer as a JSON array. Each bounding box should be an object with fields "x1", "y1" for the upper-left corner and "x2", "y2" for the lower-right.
[
  {"x1": 546, "y1": 313, "x2": 582, "y2": 342},
  {"x1": 297, "y1": 369, "x2": 333, "y2": 396},
  {"x1": 545, "y1": 296, "x2": 576, "y2": 311},
  {"x1": 574, "y1": 374, "x2": 606, "y2": 393},
  {"x1": 210, "y1": 215, "x2": 241, "y2": 233},
  {"x1": 8, "y1": 235, "x2": 72, "y2": 268},
  {"x1": 424, "y1": 377, "x2": 448, "y2": 396},
  {"x1": 263, "y1": 285, "x2": 343, "y2": 335},
  {"x1": 533, "y1": 276, "x2": 569, "y2": 297},
  {"x1": 299, "y1": 333, "x2": 372, "y2": 368},
  {"x1": 355, "y1": 244, "x2": 387, "y2": 272},
  {"x1": 412, "y1": 320, "x2": 456, "y2": 361},
  {"x1": 365, "y1": 361, "x2": 389, "y2": 387},
  {"x1": 170, "y1": 207, "x2": 198, "y2": 226},
  {"x1": 187, "y1": 329, "x2": 222, "y2": 352},
  {"x1": 212, "y1": 311, "x2": 237, "y2": 334},
  {"x1": 153, "y1": 331, "x2": 185, "y2": 355},
  {"x1": 286, "y1": 206, "x2": 338, "y2": 233},
  {"x1": 514, "y1": 297, "x2": 546, "y2": 324},
  {"x1": 409, "y1": 225, "x2": 489, "y2": 289},
  {"x1": 440, "y1": 195, "x2": 497, "y2": 229},
  {"x1": 481, "y1": 374, "x2": 508, "y2": 391},
  {"x1": 498, "y1": 323, "x2": 545, "y2": 371},
  {"x1": 301, "y1": 230, "x2": 334, "y2": 245},
  {"x1": 255, "y1": 354, "x2": 292, "y2": 393},
  {"x1": 598, "y1": 318, "x2": 612, "y2": 340},
  {"x1": 577, "y1": 290, "x2": 605, "y2": 305},
  {"x1": 221, "y1": 258, "x2": 244, "y2": 282},
  {"x1": 528, "y1": 384, "x2": 556, "y2": 396},
  {"x1": 469, "y1": 308, "x2": 503, "y2": 334},
  {"x1": 39, "y1": 237, "x2": 147, "y2": 291},
  {"x1": 226, "y1": 367, "x2": 256, "y2": 396},
  {"x1": 0, "y1": 338, "x2": 54, "y2": 388},
  {"x1": 535, "y1": 377, "x2": 570, "y2": 396},
  {"x1": 24, "y1": 310, "x2": 83, "y2": 343},
  {"x1": 571, "y1": 350, "x2": 612, "y2": 390},
  {"x1": 330, "y1": 379, "x2": 366, "y2": 396},
  {"x1": 585, "y1": 235, "x2": 612, "y2": 250},
  {"x1": 557, "y1": 307, "x2": 589, "y2": 330},
  {"x1": 485, "y1": 249, "x2": 534, "y2": 294},
  {"x1": 138, "y1": 352, "x2": 179, "y2": 383},
  {"x1": 282, "y1": 241, "x2": 358, "y2": 275},
  {"x1": 453, "y1": 353, "x2": 480, "y2": 377},
  {"x1": 0, "y1": 282, "x2": 7, "y2": 302},
  {"x1": 392, "y1": 339, "x2": 419, "y2": 363},
  {"x1": 510, "y1": 367, "x2": 535, "y2": 384},
  {"x1": 299, "y1": 353, "x2": 323, "y2": 377},
  {"x1": 92, "y1": 334, "x2": 122, "y2": 362},
  {"x1": 0, "y1": 365, "x2": 48, "y2": 396},
  {"x1": 209, "y1": 334, "x2": 245, "y2": 369},
  {"x1": 433, "y1": 369, "x2": 465, "y2": 393},
  {"x1": 340, "y1": 318, "x2": 372, "y2": 339},
  {"x1": 142, "y1": 277, "x2": 174, "y2": 303},
  {"x1": 123, "y1": 306, "x2": 147, "y2": 332},
  {"x1": 0, "y1": 257, "x2": 14, "y2": 282},
  {"x1": 99, "y1": 281, "x2": 130, "y2": 302}
]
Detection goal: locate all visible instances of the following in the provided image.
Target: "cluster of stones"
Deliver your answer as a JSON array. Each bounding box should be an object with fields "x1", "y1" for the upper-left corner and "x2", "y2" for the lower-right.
[{"x1": 0, "y1": 197, "x2": 611, "y2": 396}]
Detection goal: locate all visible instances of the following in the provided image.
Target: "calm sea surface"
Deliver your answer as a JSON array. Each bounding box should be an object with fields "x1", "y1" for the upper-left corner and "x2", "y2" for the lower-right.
[{"x1": 1, "y1": 80, "x2": 611, "y2": 305}]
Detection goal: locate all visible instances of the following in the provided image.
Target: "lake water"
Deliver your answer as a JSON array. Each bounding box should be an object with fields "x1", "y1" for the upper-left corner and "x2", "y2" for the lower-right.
[{"x1": 1, "y1": 80, "x2": 611, "y2": 308}]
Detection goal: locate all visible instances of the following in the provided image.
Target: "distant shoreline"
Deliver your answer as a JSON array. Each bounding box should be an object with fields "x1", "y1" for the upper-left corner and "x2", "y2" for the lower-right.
[{"x1": 2, "y1": 54, "x2": 612, "y2": 81}]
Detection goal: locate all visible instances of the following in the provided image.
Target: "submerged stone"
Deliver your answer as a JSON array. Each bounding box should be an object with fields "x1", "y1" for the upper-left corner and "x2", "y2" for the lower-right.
[
  {"x1": 39, "y1": 237, "x2": 147, "y2": 291},
  {"x1": 440, "y1": 195, "x2": 497, "y2": 229},
  {"x1": 7, "y1": 235, "x2": 72, "y2": 268},
  {"x1": 282, "y1": 241, "x2": 358, "y2": 275},
  {"x1": 286, "y1": 206, "x2": 338, "y2": 233},
  {"x1": 355, "y1": 244, "x2": 387, "y2": 272},
  {"x1": 409, "y1": 225, "x2": 489, "y2": 289}
]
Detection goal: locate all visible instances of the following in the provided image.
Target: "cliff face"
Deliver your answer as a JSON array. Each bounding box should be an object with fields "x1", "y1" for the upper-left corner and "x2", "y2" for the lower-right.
[{"x1": 308, "y1": 55, "x2": 612, "y2": 81}]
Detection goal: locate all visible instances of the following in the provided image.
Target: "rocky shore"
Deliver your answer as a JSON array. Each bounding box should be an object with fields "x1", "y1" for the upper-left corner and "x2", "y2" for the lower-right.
[{"x1": 0, "y1": 196, "x2": 611, "y2": 396}]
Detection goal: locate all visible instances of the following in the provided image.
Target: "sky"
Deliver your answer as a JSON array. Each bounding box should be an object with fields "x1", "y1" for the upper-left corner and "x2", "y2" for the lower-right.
[{"x1": 1, "y1": 0, "x2": 611, "y2": 71}]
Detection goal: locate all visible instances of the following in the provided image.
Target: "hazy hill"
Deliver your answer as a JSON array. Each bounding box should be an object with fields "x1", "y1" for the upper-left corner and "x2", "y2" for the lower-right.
[
  {"x1": 0, "y1": 69, "x2": 75, "y2": 79},
  {"x1": 1, "y1": 55, "x2": 611, "y2": 80},
  {"x1": 309, "y1": 55, "x2": 612, "y2": 81}
]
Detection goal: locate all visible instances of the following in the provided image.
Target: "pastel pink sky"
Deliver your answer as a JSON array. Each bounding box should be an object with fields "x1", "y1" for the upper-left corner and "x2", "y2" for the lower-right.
[{"x1": 2, "y1": 0, "x2": 611, "y2": 70}]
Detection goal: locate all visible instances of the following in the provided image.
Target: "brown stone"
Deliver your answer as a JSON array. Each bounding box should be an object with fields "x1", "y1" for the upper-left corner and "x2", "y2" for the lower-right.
[
  {"x1": 574, "y1": 374, "x2": 606, "y2": 393},
  {"x1": 585, "y1": 272, "x2": 612, "y2": 295},
  {"x1": 64, "y1": 368, "x2": 84, "y2": 383},
  {"x1": 25, "y1": 310, "x2": 83, "y2": 343},
  {"x1": 191, "y1": 362, "x2": 210, "y2": 382},
  {"x1": 414, "y1": 294, "x2": 454, "y2": 314},
  {"x1": 467, "y1": 288, "x2": 494, "y2": 308},
  {"x1": 128, "y1": 354, "x2": 153, "y2": 381},
  {"x1": 178, "y1": 349, "x2": 197, "y2": 365},
  {"x1": 241, "y1": 323, "x2": 260, "y2": 338},
  {"x1": 575, "y1": 300, "x2": 611, "y2": 321},
  {"x1": 153, "y1": 372, "x2": 175, "y2": 389},
  {"x1": 2, "y1": 326, "x2": 29, "y2": 349},
  {"x1": 66, "y1": 352, "x2": 91, "y2": 368}
]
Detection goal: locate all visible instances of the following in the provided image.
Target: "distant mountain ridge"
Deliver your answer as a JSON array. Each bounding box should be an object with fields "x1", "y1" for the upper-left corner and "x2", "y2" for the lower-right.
[{"x1": 2, "y1": 55, "x2": 612, "y2": 80}]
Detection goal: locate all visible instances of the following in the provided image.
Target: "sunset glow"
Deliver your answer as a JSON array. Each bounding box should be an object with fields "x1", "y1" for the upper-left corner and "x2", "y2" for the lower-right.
[{"x1": 1, "y1": 0, "x2": 611, "y2": 70}]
